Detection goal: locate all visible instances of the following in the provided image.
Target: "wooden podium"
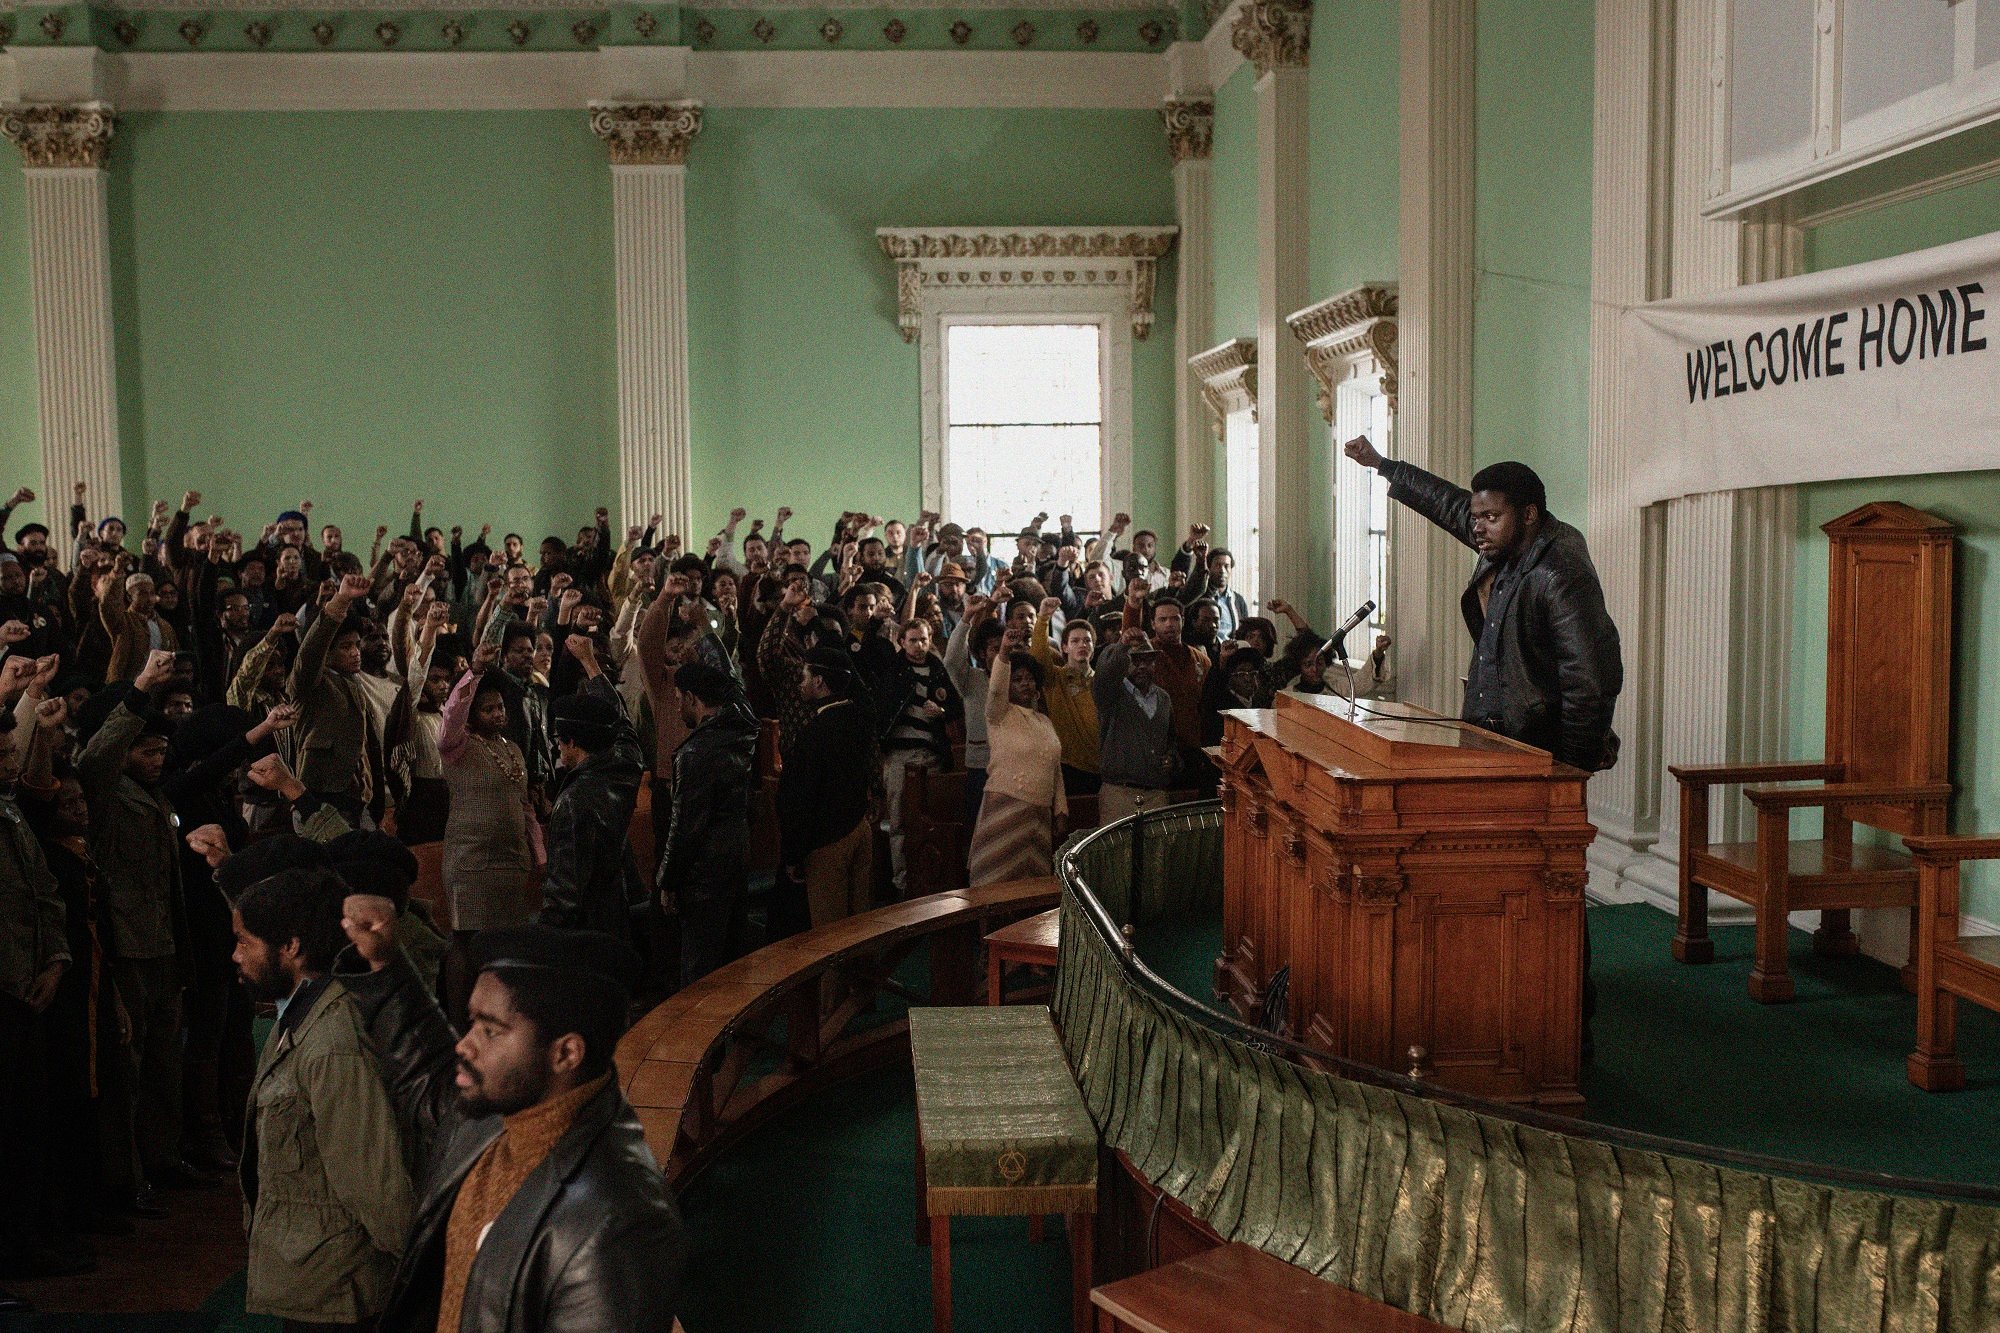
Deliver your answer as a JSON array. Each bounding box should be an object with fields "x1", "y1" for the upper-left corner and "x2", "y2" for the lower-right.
[{"x1": 1216, "y1": 692, "x2": 1595, "y2": 1109}]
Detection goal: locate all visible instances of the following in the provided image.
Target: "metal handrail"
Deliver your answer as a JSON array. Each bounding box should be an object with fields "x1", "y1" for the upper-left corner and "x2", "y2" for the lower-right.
[{"x1": 1057, "y1": 799, "x2": 2000, "y2": 1207}]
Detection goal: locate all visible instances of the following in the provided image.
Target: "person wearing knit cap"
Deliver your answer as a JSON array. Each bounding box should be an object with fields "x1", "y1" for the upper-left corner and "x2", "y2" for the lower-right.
[
  {"x1": 333, "y1": 910, "x2": 686, "y2": 1333},
  {"x1": 656, "y1": 661, "x2": 758, "y2": 986},
  {"x1": 231, "y1": 865, "x2": 415, "y2": 1330},
  {"x1": 537, "y1": 648, "x2": 644, "y2": 941}
]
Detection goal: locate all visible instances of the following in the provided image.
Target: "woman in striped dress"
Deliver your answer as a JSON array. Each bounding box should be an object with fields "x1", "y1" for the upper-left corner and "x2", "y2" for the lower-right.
[{"x1": 967, "y1": 641, "x2": 1068, "y2": 886}]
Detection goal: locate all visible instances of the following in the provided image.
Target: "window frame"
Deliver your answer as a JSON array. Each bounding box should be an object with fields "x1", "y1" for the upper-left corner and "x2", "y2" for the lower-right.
[{"x1": 936, "y1": 315, "x2": 1115, "y2": 534}]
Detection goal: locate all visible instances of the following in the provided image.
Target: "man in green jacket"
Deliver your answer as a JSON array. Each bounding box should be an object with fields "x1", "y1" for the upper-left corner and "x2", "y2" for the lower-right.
[
  {"x1": 232, "y1": 864, "x2": 414, "y2": 1331},
  {"x1": 76, "y1": 647, "x2": 202, "y2": 1193},
  {"x1": 290, "y1": 575, "x2": 376, "y2": 825}
]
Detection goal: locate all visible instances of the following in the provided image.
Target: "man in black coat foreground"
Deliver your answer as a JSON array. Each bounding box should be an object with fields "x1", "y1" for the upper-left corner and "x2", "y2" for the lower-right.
[
  {"x1": 334, "y1": 915, "x2": 686, "y2": 1333},
  {"x1": 657, "y1": 662, "x2": 760, "y2": 986},
  {"x1": 1343, "y1": 434, "x2": 1623, "y2": 773}
]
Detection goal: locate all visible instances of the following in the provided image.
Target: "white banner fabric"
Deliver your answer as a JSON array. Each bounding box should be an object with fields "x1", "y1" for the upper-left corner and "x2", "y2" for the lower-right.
[{"x1": 1623, "y1": 228, "x2": 2000, "y2": 506}]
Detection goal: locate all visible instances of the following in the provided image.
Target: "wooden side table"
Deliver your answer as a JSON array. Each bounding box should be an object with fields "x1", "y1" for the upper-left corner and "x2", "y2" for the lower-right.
[
  {"x1": 985, "y1": 907, "x2": 1061, "y2": 1005},
  {"x1": 1091, "y1": 1243, "x2": 1457, "y2": 1332}
]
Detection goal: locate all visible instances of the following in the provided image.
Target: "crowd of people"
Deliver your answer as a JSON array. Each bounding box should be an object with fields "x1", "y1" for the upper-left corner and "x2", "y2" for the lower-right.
[{"x1": 0, "y1": 476, "x2": 1393, "y2": 1323}]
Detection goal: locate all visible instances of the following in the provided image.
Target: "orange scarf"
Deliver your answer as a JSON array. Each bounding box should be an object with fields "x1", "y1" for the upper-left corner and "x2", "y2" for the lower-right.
[{"x1": 435, "y1": 1071, "x2": 611, "y2": 1333}]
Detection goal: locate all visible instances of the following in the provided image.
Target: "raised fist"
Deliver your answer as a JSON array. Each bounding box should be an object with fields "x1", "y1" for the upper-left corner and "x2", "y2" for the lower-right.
[
  {"x1": 7, "y1": 487, "x2": 34, "y2": 508},
  {"x1": 1343, "y1": 435, "x2": 1385, "y2": 470},
  {"x1": 729, "y1": 507, "x2": 747, "y2": 523},
  {"x1": 271, "y1": 612, "x2": 300, "y2": 637}
]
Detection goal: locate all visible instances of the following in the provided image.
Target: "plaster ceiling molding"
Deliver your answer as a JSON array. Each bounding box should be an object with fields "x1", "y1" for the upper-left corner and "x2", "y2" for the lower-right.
[
  {"x1": 97, "y1": 0, "x2": 1164, "y2": 7},
  {"x1": 1229, "y1": 0, "x2": 1307, "y2": 75},
  {"x1": 1189, "y1": 336, "x2": 1256, "y2": 439},
  {"x1": 0, "y1": 100, "x2": 117, "y2": 168},
  {"x1": 1285, "y1": 283, "x2": 1398, "y2": 421},
  {"x1": 588, "y1": 99, "x2": 702, "y2": 164},
  {"x1": 876, "y1": 225, "x2": 1178, "y2": 342}
]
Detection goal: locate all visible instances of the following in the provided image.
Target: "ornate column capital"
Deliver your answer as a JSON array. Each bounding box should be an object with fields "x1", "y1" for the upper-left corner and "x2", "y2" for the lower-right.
[
  {"x1": 1, "y1": 102, "x2": 116, "y2": 169},
  {"x1": 1161, "y1": 96, "x2": 1214, "y2": 165},
  {"x1": 1230, "y1": 0, "x2": 1311, "y2": 76},
  {"x1": 1286, "y1": 283, "x2": 1399, "y2": 421},
  {"x1": 588, "y1": 101, "x2": 703, "y2": 167}
]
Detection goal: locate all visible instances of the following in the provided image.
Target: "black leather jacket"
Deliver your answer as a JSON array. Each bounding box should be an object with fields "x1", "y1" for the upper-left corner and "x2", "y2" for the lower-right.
[
  {"x1": 660, "y1": 701, "x2": 759, "y2": 904},
  {"x1": 1382, "y1": 459, "x2": 1623, "y2": 771},
  {"x1": 539, "y1": 677, "x2": 645, "y2": 940},
  {"x1": 336, "y1": 952, "x2": 686, "y2": 1333}
]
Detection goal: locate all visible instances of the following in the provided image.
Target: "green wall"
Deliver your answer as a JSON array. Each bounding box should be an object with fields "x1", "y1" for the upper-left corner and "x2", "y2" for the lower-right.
[
  {"x1": 684, "y1": 107, "x2": 1179, "y2": 541},
  {"x1": 1210, "y1": 64, "x2": 1259, "y2": 344},
  {"x1": 103, "y1": 111, "x2": 616, "y2": 542},
  {"x1": 1471, "y1": 0, "x2": 1594, "y2": 527},
  {"x1": 0, "y1": 164, "x2": 39, "y2": 521},
  {"x1": 1307, "y1": 0, "x2": 1399, "y2": 299},
  {"x1": 1792, "y1": 178, "x2": 2000, "y2": 922},
  {"x1": 1304, "y1": 0, "x2": 1400, "y2": 622}
]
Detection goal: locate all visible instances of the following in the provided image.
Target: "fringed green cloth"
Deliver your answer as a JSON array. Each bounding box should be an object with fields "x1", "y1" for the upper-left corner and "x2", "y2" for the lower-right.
[{"x1": 910, "y1": 1006, "x2": 1099, "y2": 1218}]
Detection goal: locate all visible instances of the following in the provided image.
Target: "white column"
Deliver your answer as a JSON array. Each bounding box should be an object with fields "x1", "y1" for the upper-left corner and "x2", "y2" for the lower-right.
[
  {"x1": 1395, "y1": 0, "x2": 1476, "y2": 716},
  {"x1": 1234, "y1": 0, "x2": 1312, "y2": 608},
  {"x1": 1, "y1": 103, "x2": 122, "y2": 511},
  {"x1": 590, "y1": 101, "x2": 701, "y2": 541},
  {"x1": 1164, "y1": 92, "x2": 1216, "y2": 540},
  {"x1": 1622, "y1": 0, "x2": 1800, "y2": 907},
  {"x1": 1583, "y1": 0, "x2": 1673, "y2": 893}
]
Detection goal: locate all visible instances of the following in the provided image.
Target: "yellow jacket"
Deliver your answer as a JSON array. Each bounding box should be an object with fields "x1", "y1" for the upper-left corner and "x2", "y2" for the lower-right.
[{"x1": 1031, "y1": 609, "x2": 1099, "y2": 775}]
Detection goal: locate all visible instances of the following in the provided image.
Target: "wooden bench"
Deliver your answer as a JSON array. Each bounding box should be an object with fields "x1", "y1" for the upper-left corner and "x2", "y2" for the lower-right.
[
  {"x1": 986, "y1": 907, "x2": 1061, "y2": 1005},
  {"x1": 1091, "y1": 1243, "x2": 1456, "y2": 1332},
  {"x1": 615, "y1": 877, "x2": 1062, "y2": 1184},
  {"x1": 910, "y1": 1006, "x2": 1097, "y2": 1333},
  {"x1": 1904, "y1": 834, "x2": 2000, "y2": 1090}
]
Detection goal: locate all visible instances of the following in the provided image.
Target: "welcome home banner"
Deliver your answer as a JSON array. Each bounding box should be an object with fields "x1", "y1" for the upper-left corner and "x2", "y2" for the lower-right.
[{"x1": 1624, "y1": 228, "x2": 2000, "y2": 506}]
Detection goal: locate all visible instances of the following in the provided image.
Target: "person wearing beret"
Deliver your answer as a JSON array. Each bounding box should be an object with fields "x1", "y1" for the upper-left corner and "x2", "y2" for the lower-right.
[
  {"x1": 537, "y1": 639, "x2": 645, "y2": 942},
  {"x1": 656, "y1": 661, "x2": 759, "y2": 987},
  {"x1": 334, "y1": 915, "x2": 687, "y2": 1333}
]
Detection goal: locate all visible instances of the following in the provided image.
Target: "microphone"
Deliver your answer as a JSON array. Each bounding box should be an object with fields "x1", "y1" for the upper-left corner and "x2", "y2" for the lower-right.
[{"x1": 1319, "y1": 600, "x2": 1376, "y2": 665}]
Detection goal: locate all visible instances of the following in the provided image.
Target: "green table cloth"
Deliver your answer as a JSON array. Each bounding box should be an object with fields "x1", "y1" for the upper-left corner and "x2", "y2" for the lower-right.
[{"x1": 910, "y1": 1006, "x2": 1099, "y2": 1217}]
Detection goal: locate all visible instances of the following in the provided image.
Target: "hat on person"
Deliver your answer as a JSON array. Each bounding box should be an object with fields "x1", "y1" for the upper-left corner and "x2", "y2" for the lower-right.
[
  {"x1": 14, "y1": 523, "x2": 48, "y2": 542},
  {"x1": 1127, "y1": 633, "x2": 1160, "y2": 659},
  {"x1": 550, "y1": 690, "x2": 620, "y2": 750},
  {"x1": 326, "y1": 830, "x2": 419, "y2": 909},
  {"x1": 803, "y1": 646, "x2": 853, "y2": 684},
  {"x1": 276, "y1": 510, "x2": 307, "y2": 527},
  {"x1": 96, "y1": 516, "x2": 123, "y2": 533},
  {"x1": 469, "y1": 924, "x2": 641, "y2": 1000},
  {"x1": 0, "y1": 552, "x2": 17, "y2": 567},
  {"x1": 216, "y1": 834, "x2": 332, "y2": 901},
  {"x1": 935, "y1": 562, "x2": 969, "y2": 585},
  {"x1": 936, "y1": 522, "x2": 965, "y2": 540},
  {"x1": 674, "y1": 661, "x2": 737, "y2": 707}
]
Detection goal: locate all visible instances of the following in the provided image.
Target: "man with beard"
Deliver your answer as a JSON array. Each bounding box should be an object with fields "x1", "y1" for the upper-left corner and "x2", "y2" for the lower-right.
[
  {"x1": 231, "y1": 861, "x2": 413, "y2": 1332},
  {"x1": 333, "y1": 913, "x2": 685, "y2": 1333}
]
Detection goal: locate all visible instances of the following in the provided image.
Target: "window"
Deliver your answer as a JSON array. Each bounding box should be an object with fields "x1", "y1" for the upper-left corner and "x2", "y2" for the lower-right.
[
  {"x1": 1223, "y1": 411, "x2": 1260, "y2": 609},
  {"x1": 1364, "y1": 393, "x2": 1391, "y2": 645},
  {"x1": 944, "y1": 322, "x2": 1104, "y2": 533}
]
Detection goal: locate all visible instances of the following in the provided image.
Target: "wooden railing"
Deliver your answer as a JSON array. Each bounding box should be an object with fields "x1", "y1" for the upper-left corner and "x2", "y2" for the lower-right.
[{"x1": 614, "y1": 878, "x2": 1061, "y2": 1186}]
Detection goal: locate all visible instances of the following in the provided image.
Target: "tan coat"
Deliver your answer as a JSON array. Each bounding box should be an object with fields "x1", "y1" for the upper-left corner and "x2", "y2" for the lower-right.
[{"x1": 241, "y1": 978, "x2": 414, "y2": 1324}]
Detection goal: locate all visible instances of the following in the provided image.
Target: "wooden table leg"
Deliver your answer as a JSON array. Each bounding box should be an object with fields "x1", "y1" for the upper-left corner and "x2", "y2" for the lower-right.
[
  {"x1": 1673, "y1": 785, "x2": 1713, "y2": 964},
  {"x1": 1748, "y1": 810, "x2": 1796, "y2": 1003},
  {"x1": 915, "y1": 1129, "x2": 930, "y2": 1247},
  {"x1": 1067, "y1": 1208, "x2": 1094, "y2": 1333},
  {"x1": 930, "y1": 1215, "x2": 953, "y2": 1333}
]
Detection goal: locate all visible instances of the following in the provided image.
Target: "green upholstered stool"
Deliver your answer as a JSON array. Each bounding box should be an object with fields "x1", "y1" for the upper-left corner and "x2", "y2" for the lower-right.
[{"x1": 909, "y1": 1005, "x2": 1099, "y2": 1333}]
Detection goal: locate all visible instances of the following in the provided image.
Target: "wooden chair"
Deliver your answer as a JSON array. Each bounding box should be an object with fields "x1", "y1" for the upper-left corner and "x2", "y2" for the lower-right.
[
  {"x1": 1670, "y1": 503, "x2": 1955, "y2": 1003},
  {"x1": 1901, "y1": 835, "x2": 2000, "y2": 1090}
]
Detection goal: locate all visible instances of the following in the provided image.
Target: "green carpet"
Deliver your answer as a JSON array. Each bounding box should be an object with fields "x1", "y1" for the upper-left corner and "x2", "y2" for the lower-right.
[{"x1": 1140, "y1": 902, "x2": 2000, "y2": 1186}]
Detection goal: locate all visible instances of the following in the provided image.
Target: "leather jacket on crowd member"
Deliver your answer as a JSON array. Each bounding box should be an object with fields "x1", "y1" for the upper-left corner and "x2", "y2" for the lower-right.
[
  {"x1": 334, "y1": 940, "x2": 686, "y2": 1333},
  {"x1": 538, "y1": 679, "x2": 645, "y2": 941},
  {"x1": 1379, "y1": 458, "x2": 1623, "y2": 772}
]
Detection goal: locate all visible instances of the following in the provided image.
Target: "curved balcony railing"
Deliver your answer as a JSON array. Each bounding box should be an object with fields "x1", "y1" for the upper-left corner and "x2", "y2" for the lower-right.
[{"x1": 1052, "y1": 801, "x2": 2000, "y2": 1333}]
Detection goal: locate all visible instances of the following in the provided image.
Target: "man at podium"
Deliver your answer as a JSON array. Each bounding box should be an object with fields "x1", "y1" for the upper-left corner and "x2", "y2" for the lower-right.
[{"x1": 1343, "y1": 436, "x2": 1623, "y2": 774}]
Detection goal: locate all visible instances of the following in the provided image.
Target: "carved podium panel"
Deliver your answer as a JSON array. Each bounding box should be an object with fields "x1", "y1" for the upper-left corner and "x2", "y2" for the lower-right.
[{"x1": 1216, "y1": 692, "x2": 1595, "y2": 1109}]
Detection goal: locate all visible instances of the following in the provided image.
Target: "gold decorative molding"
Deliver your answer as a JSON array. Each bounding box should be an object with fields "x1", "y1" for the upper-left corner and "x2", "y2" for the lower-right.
[
  {"x1": 1161, "y1": 95, "x2": 1214, "y2": 165},
  {"x1": 875, "y1": 226, "x2": 1179, "y2": 343},
  {"x1": 1286, "y1": 283, "x2": 1398, "y2": 422},
  {"x1": 1230, "y1": 0, "x2": 1310, "y2": 76},
  {"x1": 1189, "y1": 337, "x2": 1257, "y2": 441},
  {"x1": 0, "y1": 103, "x2": 117, "y2": 170},
  {"x1": 588, "y1": 101, "x2": 703, "y2": 166}
]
